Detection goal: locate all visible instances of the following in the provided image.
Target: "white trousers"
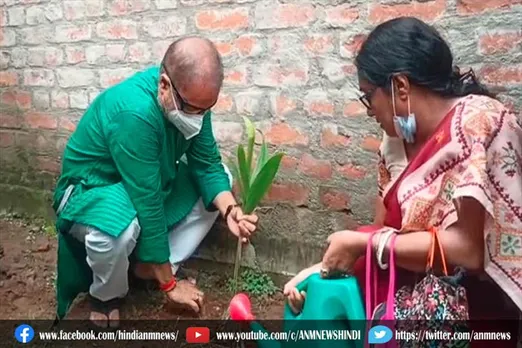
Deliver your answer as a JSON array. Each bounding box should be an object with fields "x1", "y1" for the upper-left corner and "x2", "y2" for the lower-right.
[{"x1": 67, "y1": 164, "x2": 233, "y2": 302}]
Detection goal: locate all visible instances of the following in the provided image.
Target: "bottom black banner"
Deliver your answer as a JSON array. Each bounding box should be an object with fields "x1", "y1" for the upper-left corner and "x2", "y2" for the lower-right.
[{"x1": 1, "y1": 319, "x2": 520, "y2": 347}]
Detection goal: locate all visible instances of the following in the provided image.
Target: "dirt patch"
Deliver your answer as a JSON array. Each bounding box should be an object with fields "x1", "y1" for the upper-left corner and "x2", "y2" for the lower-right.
[{"x1": 0, "y1": 217, "x2": 285, "y2": 322}]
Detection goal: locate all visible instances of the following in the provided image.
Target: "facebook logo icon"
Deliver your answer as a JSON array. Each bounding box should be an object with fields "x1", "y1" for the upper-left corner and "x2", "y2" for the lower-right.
[{"x1": 14, "y1": 324, "x2": 34, "y2": 344}]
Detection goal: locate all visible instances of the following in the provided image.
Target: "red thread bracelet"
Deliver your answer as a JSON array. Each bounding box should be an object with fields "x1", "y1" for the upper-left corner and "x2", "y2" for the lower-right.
[{"x1": 159, "y1": 278, "x2": 177, "y2": 292}]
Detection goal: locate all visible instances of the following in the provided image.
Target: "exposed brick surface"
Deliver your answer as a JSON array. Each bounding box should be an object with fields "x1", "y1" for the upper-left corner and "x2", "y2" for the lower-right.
[{"x1": 0, "y1": 0, "x2": 521, "y2": 269}]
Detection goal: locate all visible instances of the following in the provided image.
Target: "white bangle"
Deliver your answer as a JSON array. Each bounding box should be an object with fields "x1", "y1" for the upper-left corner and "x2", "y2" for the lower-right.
[{"x1": 377, "y1": 228, "x2": 396, "y2": 270}]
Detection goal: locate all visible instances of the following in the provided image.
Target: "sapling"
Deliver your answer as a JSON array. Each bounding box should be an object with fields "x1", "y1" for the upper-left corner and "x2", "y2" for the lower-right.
[{"x1": 228, "y1": 116, "x2": 284, "y2": 293}]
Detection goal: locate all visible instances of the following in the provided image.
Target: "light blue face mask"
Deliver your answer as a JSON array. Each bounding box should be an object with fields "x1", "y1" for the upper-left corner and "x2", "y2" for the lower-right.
[{"x1": 391, "y1": 79, "x2": 416, "y2": 144}]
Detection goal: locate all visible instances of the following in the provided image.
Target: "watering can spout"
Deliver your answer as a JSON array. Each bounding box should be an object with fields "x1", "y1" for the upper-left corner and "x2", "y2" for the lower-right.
[{"x1": 229, "y1": 293, "x2": 281, "y2": 348}]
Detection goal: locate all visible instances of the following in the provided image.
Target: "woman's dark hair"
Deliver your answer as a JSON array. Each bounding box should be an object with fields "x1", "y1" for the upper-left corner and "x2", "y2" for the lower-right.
[{"x1": 355, "y1": 17, "x2": 495, "y2": 98}]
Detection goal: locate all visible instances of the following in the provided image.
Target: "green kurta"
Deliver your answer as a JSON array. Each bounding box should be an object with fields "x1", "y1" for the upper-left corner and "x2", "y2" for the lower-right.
[{"x1": 53, "y1": 66, "x2": 231, "y2": 319}]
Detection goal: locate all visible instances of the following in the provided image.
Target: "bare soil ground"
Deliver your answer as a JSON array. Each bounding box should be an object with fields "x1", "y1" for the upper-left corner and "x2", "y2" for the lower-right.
[{"x1": 0, "y1": 216, "x2": 286, "y2": 346}]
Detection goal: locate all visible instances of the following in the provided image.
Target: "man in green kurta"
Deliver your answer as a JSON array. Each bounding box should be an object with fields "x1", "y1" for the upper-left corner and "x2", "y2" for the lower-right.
[{"x1": 52, "y1": 36, "x2": 258, "y2": 327}]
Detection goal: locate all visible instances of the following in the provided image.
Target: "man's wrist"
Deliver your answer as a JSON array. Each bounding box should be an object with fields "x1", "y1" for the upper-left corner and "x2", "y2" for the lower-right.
[{"x1": 152, "y1": 262, "x2": 175, "y2": 285}]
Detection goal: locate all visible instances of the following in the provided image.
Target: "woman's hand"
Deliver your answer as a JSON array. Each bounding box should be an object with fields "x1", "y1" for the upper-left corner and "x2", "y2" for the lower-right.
[
  {"x1": 321, "y1": 231, "x2": 368, "y2": 276},
  {"x1": 283, "y1": 263, "x2": 322, "y2": 314}
]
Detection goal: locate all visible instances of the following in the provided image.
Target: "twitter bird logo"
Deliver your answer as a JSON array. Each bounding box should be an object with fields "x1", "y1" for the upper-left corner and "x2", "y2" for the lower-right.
[{"x1": 368, "y1": 325, "x2": 393, "y2": 344}]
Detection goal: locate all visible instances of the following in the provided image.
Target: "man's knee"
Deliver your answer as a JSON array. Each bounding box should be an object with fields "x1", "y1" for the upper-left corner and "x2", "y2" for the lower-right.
[
  {"x1": 85, "y1": 218, "x2": 140, "y2": 260},
  {"x1": 222, "y1": 163, "x2": 234, "y2": 188}
]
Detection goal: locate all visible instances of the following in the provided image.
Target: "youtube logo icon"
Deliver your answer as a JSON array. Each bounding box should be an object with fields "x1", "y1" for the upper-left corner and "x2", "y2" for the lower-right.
[{"x1": 186, "y1": 327, "x2": 210, "y2": 343}]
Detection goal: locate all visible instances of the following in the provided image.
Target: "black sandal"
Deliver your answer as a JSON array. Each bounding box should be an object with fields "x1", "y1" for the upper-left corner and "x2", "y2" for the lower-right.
[{"x1": 88, "y1": 294, "x2": 123, "y2": 329}]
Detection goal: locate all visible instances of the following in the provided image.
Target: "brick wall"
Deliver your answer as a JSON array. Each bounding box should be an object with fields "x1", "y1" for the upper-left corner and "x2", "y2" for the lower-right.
[{"x1": 1, "y1": 0, "x2": 521, "y2": 273}]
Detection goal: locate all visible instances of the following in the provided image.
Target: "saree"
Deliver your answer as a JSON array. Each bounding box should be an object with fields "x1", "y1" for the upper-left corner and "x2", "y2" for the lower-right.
[{"x1": 353, "y1": 94, "x2": 522, "y2": 346}]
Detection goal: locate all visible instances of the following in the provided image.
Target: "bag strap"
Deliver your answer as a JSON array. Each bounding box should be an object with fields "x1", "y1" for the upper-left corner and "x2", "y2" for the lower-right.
[
  {"x1": 384, "y1": 233, "x2": 397, "y2": 320},
  {"x1": 427, "y1": 226, "x2": 448, "y2": 276},
  {"x1": 365, "y1": 231, "x2": 380, "y2": 318}
]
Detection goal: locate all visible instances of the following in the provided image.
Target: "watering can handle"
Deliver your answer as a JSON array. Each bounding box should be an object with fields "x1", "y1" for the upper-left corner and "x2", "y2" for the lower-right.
[{"x1": 284, "y1": 274, "x2": 312, "y2": 319}]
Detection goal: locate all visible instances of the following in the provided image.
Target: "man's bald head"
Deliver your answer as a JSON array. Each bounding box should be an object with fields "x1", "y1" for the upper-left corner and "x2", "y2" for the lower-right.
[{"x1": 161, "y1": 36, "x2": 224, "y2": 92}]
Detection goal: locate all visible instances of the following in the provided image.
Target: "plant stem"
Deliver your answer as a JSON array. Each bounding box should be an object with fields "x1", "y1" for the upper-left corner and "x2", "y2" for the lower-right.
[{"x1": 232, "y1": 237, "x2": 242, "y2": 293}]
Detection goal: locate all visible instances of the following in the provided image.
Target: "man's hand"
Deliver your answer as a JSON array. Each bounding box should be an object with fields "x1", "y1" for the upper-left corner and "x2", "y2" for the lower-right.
[
  {"x1": 166, "y1": 280, "x2": 204, "y2": 313},
  {"x1": 227, "y1": 206, "x2": 258, "y2": 243}
]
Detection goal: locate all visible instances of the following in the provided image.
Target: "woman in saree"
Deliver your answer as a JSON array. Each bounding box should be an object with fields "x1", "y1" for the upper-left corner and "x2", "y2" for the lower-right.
[{"x1": 284, "y1": 16, "x2": 521, "y2": 345}]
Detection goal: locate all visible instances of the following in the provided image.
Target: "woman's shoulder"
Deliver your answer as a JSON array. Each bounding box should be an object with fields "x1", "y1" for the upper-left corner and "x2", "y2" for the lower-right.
[{"x1": 456, "y1": 94, "x2": 517, "y2": 139}]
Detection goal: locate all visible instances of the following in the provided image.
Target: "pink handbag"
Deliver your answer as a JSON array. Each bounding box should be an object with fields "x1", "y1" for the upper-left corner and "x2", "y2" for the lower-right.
[{"x1": 364, "y1": 231, "x2": 398, "y2": 348}]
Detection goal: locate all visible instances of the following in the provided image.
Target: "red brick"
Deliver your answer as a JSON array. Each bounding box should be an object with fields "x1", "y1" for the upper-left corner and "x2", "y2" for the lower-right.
[
  {"x1": 55, "y1": 24, "x2": 92, "y2": 43},
  {"x1": 99, "y1": 68, "x2": 135, "y2": 88},
  {"x1": 265, "y1": 182, "x2": 310, "y2": 206},
  {"x1": 254, "y1": 65, "x2": 308, "y2": 87},
  {"x1": 143, "y1": 16, "x2": 186, "y2": 38},
  {"x1": 0, "y1": 113, "x2": 22, "y2": 129},
  {"x1": 457, "y1": 0, "x2": 521, "y2": 14},
  {"x1": 320, "y1": 186, "x2": 351, "y2": 211},
  {"x1": 1, "y1": 90, "x2": 32, "y2": 109},
  {"x1": 256, "y1": 3, "x2": 316, "y2": 29},
  {"x1": 234, "y1": 35, "x2": 261, "y2": 57},
  {"x1": 325, "y1": 4, "x2": 359, "y2": 27},
  {"x1": 23, "y1": 70, "x2": 55, "y2": 87},
  {"x1": 298, "y1": 153, "x2": 333, "y2": 180},
  {"x1": 96, "y1": 20, "x2": 138, "y2": 40},
  {"x1": 213, "y1": 93, "x2": 234, "y2": 113},
  {"x1": 106, "y1": 44, "x2": 126, "y2": 62},
  {"x1": 332, "y1": 213, "x2": 360, "y2": 231},
  {"x1": 60, "y1": 118, "x2": 77, "y2": 132},
  {"x1": 271, "y1": 95, "x2": 297, "y2": 117},
  {"x1": 25, "y1": 112, "x2": 58, "y2": 130},
  {"x1": 304, "y1": 34, "x2": 334, "y2": 55},
  {"x1": 361, "y1": 136, "x2": 382, "y2": 153},
  {"x1": 109, "y1": 0, "x2": 150, "y2": 16},
  {"x1": 65, "y1": 47, "x2": 86, "y2": 64},
  {"x1": 479, "y1": 31, "x2": 522, "y2": 55},
  {"x1": 51, "y1": 90, "x2": 69, "y2": 109},
  {"x1": 280, "y1": 155, "x2": 299, "y2": 171},
  {"x1": 265, "y1": 123, "x2": 309, "y2": 146},
  {"x1": 211, "y1": 121, "x2": 243, "y2": 143},
  {"x1": 343, "y1": 101, "x2": 366, "y2": 117},
  {"x1": 0, "y1": 132, "x2": 14, "y2": 147},
  {"x1": 152, "y1": 41, "x2": 170, "y2": 61},
  {"x1": 320, "y1": 125, "x2": 351, "y2": 149},
  {"x1": 1, "y1": 28, "x2": 17, "y2": 47},
  {"x1": 215, "y1": 42, "x2": 234, "y2": 57},
  {"x1": 195, "y1": 8, "x2": 249, "y2": 31},
  {"x1": 369, "y1": 0, "x2": 446, "y2": 24},
  {"x1": 64, "y1": 0, "x2": 104, "y2": 20},
  {"x1": 479, "y1": 65, "x2": 522, "y2": 85},
  {"x1": 127, "y1": 42, "x2": 151, "y2": 63},
  {"x1": 337, "y1": 164, "x2": 367, "y2": 179},
  {"x1": 305, "y1": 92, "x2": 334, "y2": 117},
  {"x1": 340, "y1": 34, "x2": 367, "y2": 58},
  {"x1": 224, "y1": 67, "x2": 248, "y2": 86},
  {"x1": 235, "y1": 91, "x2": 262, "y2": 116},
  {"x1": 0, "y1": 71, "x2": 18, "y2": 86},
  {"x1": 36, "y1": 156, "x2": 60, "y2": 173}
]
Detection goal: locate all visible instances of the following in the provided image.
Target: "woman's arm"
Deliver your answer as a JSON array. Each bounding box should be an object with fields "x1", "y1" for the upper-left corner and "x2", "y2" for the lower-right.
[
  {"x1": 374, "y1": 196, "x2": 386, "y2": 226},
  {"x1": 368, "y1": 197, "x2": 485, "y2": 273}
]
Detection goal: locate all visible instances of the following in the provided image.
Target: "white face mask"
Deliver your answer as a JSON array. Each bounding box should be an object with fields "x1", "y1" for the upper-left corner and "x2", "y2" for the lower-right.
[{"x1": 160, "y1": 83, "x2": 204, "y2": 140}]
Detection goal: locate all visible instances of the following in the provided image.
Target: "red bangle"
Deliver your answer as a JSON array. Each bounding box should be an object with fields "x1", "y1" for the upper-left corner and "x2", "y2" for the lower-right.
[{"x1": 159, "y1": 278, "x2": 177, "y2": 292}]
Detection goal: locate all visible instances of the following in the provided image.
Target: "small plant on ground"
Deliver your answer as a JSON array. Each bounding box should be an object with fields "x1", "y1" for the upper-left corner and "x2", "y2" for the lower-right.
[
  {"x1": 228, "y1": 116, "x2": 284, "y2": 293},
  {"x1": 225, "y1": 267, "x2": 278, "y2": 297}
]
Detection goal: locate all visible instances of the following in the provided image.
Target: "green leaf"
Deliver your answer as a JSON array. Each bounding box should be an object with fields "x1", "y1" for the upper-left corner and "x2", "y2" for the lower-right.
[
  {"x1": 243, "y1": 116, "x2": 256, "y2": 175},
  {"x1": 252, "y1": 129, "x2": 268, "y2": 184},
  {"x1": 227, "y1": 160, "x2": 243, "y2": 204},
  {"x1": 244, "y1": 152, "x2": 284, "y2": 214},
  {"x1": 237, "y1": 144, "x2": 250, "y2": 204}
]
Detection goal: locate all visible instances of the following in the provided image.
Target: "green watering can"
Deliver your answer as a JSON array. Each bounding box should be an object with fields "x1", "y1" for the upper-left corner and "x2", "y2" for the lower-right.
[{"x1": 228, "y1": 273, "x2": 366, "y2": 348}]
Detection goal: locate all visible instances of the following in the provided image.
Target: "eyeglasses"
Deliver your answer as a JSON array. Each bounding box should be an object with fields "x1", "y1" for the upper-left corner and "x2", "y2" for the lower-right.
[
  {"x1": 358, "y1": 87, "x2": 376, "y2": 110},
  {"x1": 162, "y1": 64, "x2": 217, "y2": 115}
]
